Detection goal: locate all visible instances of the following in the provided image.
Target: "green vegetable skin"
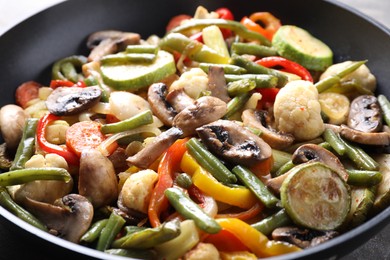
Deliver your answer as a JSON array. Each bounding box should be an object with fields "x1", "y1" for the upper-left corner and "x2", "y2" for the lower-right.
[{"x1": 100, "y1": 50, "x2": 176, "y2": 91}]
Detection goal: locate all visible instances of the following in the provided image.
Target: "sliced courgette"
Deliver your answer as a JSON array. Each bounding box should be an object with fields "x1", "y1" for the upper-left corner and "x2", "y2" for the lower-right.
[
  {"x1": 272, "y1": 25, "x2": 333, "y2": 71},
  {"x1": 280, "y1": 161, "x2": 350, "y2": 231},
  {"x1": 100, "y1": 50, "x2": 176, "y2": 91},
  {"x1": 344, "y1": 187, "x2": 375, "y2": 229},
  {"x1": 371, "y1": 154, "x2": 390, "y2": 213}
]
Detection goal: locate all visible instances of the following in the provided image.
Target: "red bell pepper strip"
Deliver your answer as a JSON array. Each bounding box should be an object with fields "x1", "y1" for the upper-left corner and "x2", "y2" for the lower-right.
[
  {"x1": 255, "y1": 56, "x2": 313, "y2": 82},
  {"x1": 256, "y1": 87, "x2": 280, "y2": 110},
  {"x1": 215, "y1": 7, "x2": 234, "y2": 38},
  {"x1": 166, "y1": 14, "x2": 192, "y2": 32},
  {"x1": 49, "y1": 79, "x2": 87, "y2": 89},
  {"x1": 36, "y1": 113, "x2": 79, "y2": 165},
  {"x1": 148, "y1": 138, "x2": 189, "y2": 227},
  {"x1": 248, "y1": 12, "x2": 281, "y2": 40}
]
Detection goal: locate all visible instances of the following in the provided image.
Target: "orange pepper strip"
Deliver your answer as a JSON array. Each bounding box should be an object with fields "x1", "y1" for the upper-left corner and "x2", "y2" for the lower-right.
[
  {"x1": 148, "y1": 138, "x2": 189, "y2": 227},
  {"x1": 216, "y1": 202, "x2": 264, "y2": 221},
  {"x1": 248, "y1": 12, "x2": 281, "y2": 40},
  {"x1": 216, "y1": 218, "x2": 301, "y2": 258},
  {"x1": 240, "y1": 16, "x2": 271, "y2": 41}
]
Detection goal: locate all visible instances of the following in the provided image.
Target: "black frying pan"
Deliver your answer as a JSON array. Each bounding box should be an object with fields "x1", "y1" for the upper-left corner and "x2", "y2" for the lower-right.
[{"x1": 0, "y1": 0, "x2": 389, "y2": 259}]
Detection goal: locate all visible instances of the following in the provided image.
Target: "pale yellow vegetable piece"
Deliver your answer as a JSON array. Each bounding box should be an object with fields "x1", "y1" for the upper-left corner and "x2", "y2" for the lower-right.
[{"x1": 319, "y1": 92, "x2": 350, "y2": 125}]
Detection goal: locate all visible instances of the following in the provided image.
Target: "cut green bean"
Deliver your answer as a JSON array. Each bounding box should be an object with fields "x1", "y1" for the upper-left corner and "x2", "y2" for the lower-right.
[
  {"x1": 339, "y1": 138, "x2": 379, "y2": 171},
  {"x1": 112, "y1": 219, "x2": 180, "y2": 249},
  {"x1": 164, "y1": 187, "x2": 221, "y2": 234},
  {"x1": 125, "y1": 45, "x2": 158, "y2": 54},
  {"x1": 96, "y1": 211, "x2": 126, "y2": 251},
  {"x1": 251, "y1": 209, "x2": 291, "y2": 235},
  {"x1": 186, "y1": 138, "x2": 237, "y2": 184},
  {"x1": 80, "y1": 219, "x2": 109, "y2": 243},
  {"x1": 322, "y1": 128, "x2": 346, "y2": 156},
  {"x1": 0, "y1": 167, "x2": 71, "y2": 187},
  {"x1": 274, "y1": 160, "x2": 295, "y2": 177},
  {"x1": 101, "y1": 110, "x2": 153, "y2": 134},
  {"x1": 230, "y1": 42, "x2": 278, "y2": 57},
  {"x1": 231, "y1": 54, "x2": 288, "y2": 87},
  {"x1": 225, "y1": 74, "x2": 278, "y2": 89},
  {"x1": 224, "y1": 93, "x2": 250, "y2": 119},
  {"x1": 10, "y1": 118, "x2": 39, "y2": 171},
  {"x1": 227, "y1": 79, "x2": 257, "y2": 96},
  {"x1": 0, "y1": 187, "x2": 47, "y2": 231},
  {"x1": 232, "y1": 165, "x2": 279, "y2": 208},
  {"x1": 378, "y1": 94, "x2": 390, "y2": 126},
  {"x1": 271, "y1": 149, "x2": 292, "y2": 175},
  {"x1": 347, "y1": 169, "x2": 382, "y2": 186},
  {"x1": 199, "y1": 63, "x2": 247, "y2": 75},
  {"x1": 175, "y1": 173, "x2": 193, "y2": 189}
]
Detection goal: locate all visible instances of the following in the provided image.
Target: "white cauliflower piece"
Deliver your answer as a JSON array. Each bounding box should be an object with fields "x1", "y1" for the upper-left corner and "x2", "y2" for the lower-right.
[
  {"x1": 25, "y1": 153, "x2": 68, "y2": 170},
  {"x1": 184, "y1": 243, "x2": 220, "y2": 260},
  {"x1": 320, "y1": 61, "x2": 377, "y2": 93},
  {"x1": 120, "y1": 169, "x2": 158, "y2": 213},
  {"x1": 169, "y1": 68, "x2": 209, "y2": 99},
  {"x1": 274, "y1": 80, "x2": 324, "y2": 141}
]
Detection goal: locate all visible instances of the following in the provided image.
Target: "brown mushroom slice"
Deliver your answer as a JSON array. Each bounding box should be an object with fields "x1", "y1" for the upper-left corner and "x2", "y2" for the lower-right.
[
  {"x1": 272, "y1": 226, "x2": 338, "y2": 249},
  {"x1": 87, "y1": 30, "x2": 141, "y2": 61},
  {"x1": 0, "y1": 104, "x2": 29, "y2": 151},
  {"x1": 23, "y1": 194, "x2": 94, "y2": 243},
  {"x1": 291, "y1": 143, "x2": 348, "y2": 181},
  {"x1": 348, "y1": 95, "x2": 382, "y2": 133},
  {"x1": 147, "y1": 82, "x2": 177, "y2": 126},
  {"x1": 196, "y1": 119, "x2": 272, "y2": 167},
  {"x1": 325, "y1": 123, "x2": 390, "y2": 146},
  {"x1": 166, "y1": 88, "x2": 195, "y2": 113},
  {"x1": 46, "y1": 86, "x2": 102, "y2": 116},
  {"x1": 126, "y1": 127, "x2": 183, "y2": 169},
  {"x1": 79, "y1": 149, "x2": 118, "y2": 208},
  {"x1": 242, "y1": 109, "x2": 294, "y2": 150},
  {"x1": 173, "y1": 96, "x2": 227, "y2": 136},
  {"x1": 207, "y1": 66, "x2": 230, "y2": 103}
]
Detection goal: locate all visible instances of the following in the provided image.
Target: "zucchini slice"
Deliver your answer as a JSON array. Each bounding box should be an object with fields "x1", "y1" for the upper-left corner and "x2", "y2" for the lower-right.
[
  {"x1": 272, "y1": 25, "x2": 333, "y2": 71},
  {"x1": 280, "y1": 162, "x2": 350, "y2": 231}
]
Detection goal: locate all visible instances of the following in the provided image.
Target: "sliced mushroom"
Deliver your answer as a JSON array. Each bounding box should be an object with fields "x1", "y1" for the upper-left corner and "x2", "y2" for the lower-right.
[
  {"x1": 87, "y1": 30, "x2": 141, "y2": 61},
  {"x1": 79, "y1": 149, "x2": 118, "y2": 208},
  {"x1": 242, "y1": 109, "x2": 294, "y2": 150},
  {"x1": 166, "y1": 88, "x2": 195, "y2": 112},
  {"x1": 0, "y1": 104, "x2": 29, "y2": 151},
  {"x1": 173, "y1": 96, "x2": 227, "y2": 136},
  {"x1": 325, "y1": 123, "x2": 390, "y2": 146},
  {"x1": 348, "y1": 95, "x2": 382, "y2": 133},
  {"x1": 126, "y1": 127, "x2": 183, "y2": 169},
  {"x1": 292, "y1": 143, "x2": 349, "y2": 181},
  {"x1": 207, "y1": 66, "x2": 230, "y2": 103},
  {"x1": 196, "y1": 119, "x2": 272, "y2": 167},
  {"x1": 45, "y1": 86, "x2": 102, "y2": 116},
  {"x1": 272, "y1": 226, "x2": 338, "y2": 249},
  {"x1": 23, "y1": 194, "x2": 94, "y2": 243},
  {"x1": 147, "y1": 83, "x2": 177, "y2": 126}
]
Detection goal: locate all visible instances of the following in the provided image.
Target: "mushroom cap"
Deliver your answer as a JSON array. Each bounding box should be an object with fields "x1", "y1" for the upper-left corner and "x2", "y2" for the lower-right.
[
  {"x1": 348, "y1": 95, "x2": 382, "y2": 133},
  {"x1": 148, "y1": 83, "x2": 177, "y2": 126}
]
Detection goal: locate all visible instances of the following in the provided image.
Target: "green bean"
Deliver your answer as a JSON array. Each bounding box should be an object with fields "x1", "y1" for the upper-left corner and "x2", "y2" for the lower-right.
[
  {"x1": 10, "y1": 118, "x2": 39, "y2": 171},
  {"x1": 101, "y1": 110, "x2": 153, "y2": 134},
  {"x1": 347, "y1": 169, "x2": 382, "y2": 186},
  {"x1": 112, "y1": 219, "x2": 180, "y2": 249},
  {"x1": 105, "y1": 248, "x2": 157, "y2": 259},
  {"x1": 232, "y1": 165, "x2": 279, "y2": 208},
  {"x1": 0, "y1": 187, "x2": 47, "y2": 231},
  {"x1": 224, "y1": 74, "x2": 278, "y2": 89},
  {"x1": 227, "y1": 79, "x2": 257, "y2": 96},
  {"x1": 175, "y1": 173, "x2": 193, "y2": 189},
  {"x1": 274, "y1": 160, "x2": 295, "y2": 177},
  {"x1": 96, "y1": 211, "x2": 126, "y2": 251},
  {"x1": 0, "y1": 167, "x2": 71, "y2": 187},
  {"x1": 230, "y1": 42, "x2": 278, "y2": 57},
  {"x1": 124, "y1": 225, "x2": 146, "y2": 236},
  {"x1": 339, "y1": 138, "x2": 379, "y2": 171},
  {"x1": 322, "y1": 128, "x2": 346, "y2": 156},
  {"x1": 164, "y1": 187, "x2": 221, "y2": 234},
  {"x1": 186, "y1": 138, "x2": 237, "y2": 184},
  {"x1": 378, "y1": 94, "x2": 390, "y2": 126},
  {"x1": 125, "y1": 44, "x2": 158, "y2": 54},
  {"x1": 251, "y1": 209, "x2": 291, "y2": 235},
  {"x1": 224, "y1": 93, "x2": 250, "y2": 119},
  {"x1": 231, "y1": 54, "x2": 288, "y2": 87},
  {"x1": 199, "y1": 63, "x2": 247, "y2": 75},
  {"x1": 271, "y1": 149, "x2": 292, "y2": 175},
  {"x1": 52, "y1": 55, "x2": 87, "y2": 82},
  {"x1": 80, "y1": 219, "x2": 109, "y2": 243}
]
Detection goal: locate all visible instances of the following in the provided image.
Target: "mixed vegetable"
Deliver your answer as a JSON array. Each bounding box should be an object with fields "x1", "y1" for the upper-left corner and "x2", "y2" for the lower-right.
[{"x1": 0, "y1": 5, "x2": 390, "y2": 259}]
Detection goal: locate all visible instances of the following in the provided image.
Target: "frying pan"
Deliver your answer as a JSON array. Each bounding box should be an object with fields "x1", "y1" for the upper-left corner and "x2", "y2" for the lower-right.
[{"x1": 0, "y1": 0, "x2": 389, "y2": 259}]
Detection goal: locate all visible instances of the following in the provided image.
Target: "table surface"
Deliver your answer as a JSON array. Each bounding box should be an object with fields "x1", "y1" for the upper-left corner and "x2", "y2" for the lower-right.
[{"x1": 0, "y1": 0, "x2": 389, "y2": 259}]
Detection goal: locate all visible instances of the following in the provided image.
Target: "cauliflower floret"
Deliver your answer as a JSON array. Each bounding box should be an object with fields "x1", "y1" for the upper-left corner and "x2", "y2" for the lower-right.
[
  {"x1": 184, "y1": 243, "x2": 220, "y2": 260},
  {"x1": 169, "y1": 68, "x2": 209, "y2": 99},
  {"x1": 320, "y1": 61, "x2": 377, "y2": 93},
  {"x1": 120, "y1": 169, "x2": 158, "y2": 213},
  {"x1": 25, "y1": 153, "x2": 68, "y2": 170},
  {"x1": 274, "y1": 80, "x2": 324, "y2": 141}
]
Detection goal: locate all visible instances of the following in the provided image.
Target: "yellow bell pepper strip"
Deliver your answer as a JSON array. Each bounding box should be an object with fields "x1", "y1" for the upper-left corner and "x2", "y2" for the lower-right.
[
  {"x1": 159, "y1": 33, "x2": 230, "y2": 64},
  {"x1": 168, "y1": 19, "x2": 271, "y2": 46},
  {"x1": 216, "y1": 218, "x2": 301, "y2": 258},
  {"x1": 148, "y1": 138, "x2": 189, "y2": 227},
  {"x1": 181, "y1": 151, "x2": 258, "y2": 209},
  {"x1": 220, "y1": 251, "x2": 257, "y2": 260}
]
